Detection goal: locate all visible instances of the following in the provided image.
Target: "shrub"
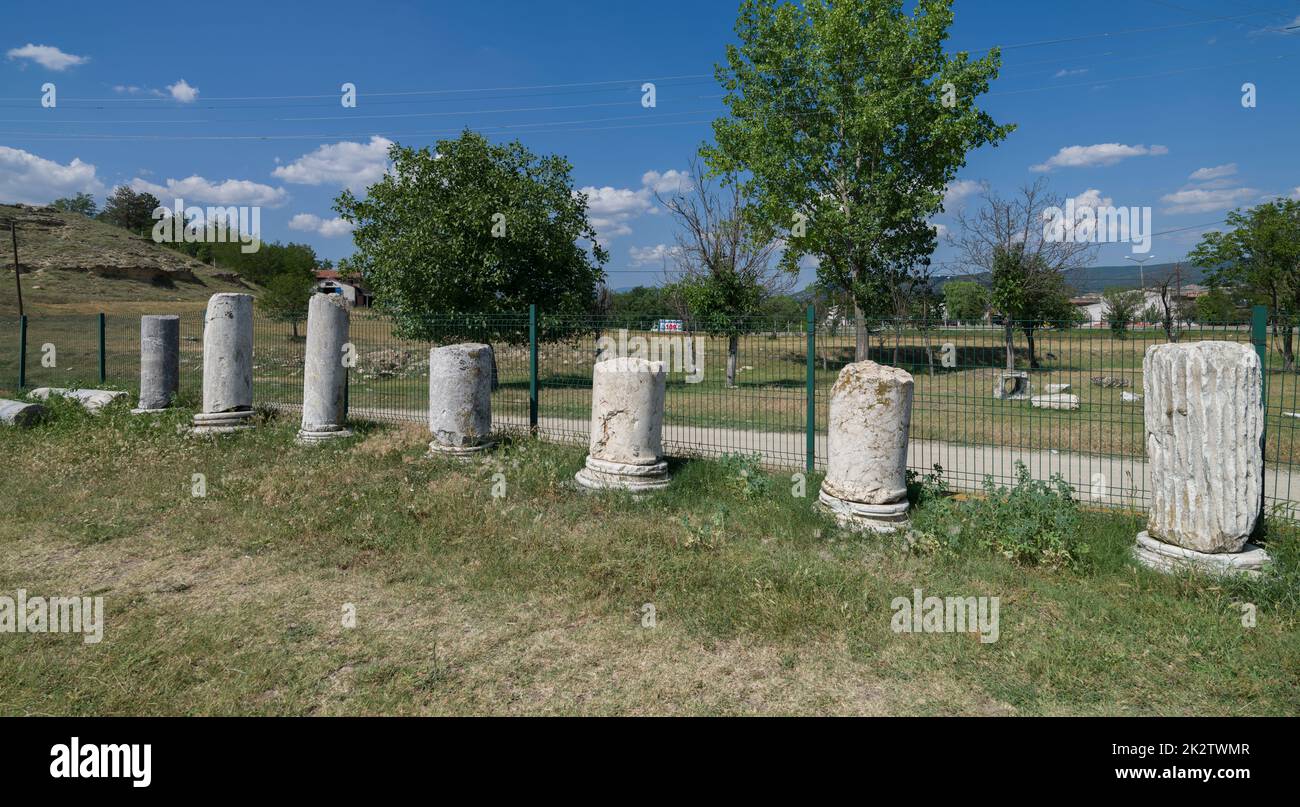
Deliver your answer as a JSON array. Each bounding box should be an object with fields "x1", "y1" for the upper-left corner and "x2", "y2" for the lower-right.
[{"x1": 910, "y1": 462, "x2": 1087, "y2": 569}]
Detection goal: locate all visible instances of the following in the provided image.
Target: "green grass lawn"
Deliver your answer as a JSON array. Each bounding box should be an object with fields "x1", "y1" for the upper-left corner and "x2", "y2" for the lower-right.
[{"x1": 1, "y1": 397, "x2": 1296, "y2": 715}]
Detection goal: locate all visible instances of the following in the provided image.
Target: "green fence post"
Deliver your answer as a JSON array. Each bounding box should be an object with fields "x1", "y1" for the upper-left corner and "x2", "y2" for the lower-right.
[
  {"x1": 529, "y1": 304, "x2": 539, "y2": 434},
  {"x1": 17, "y1": 314, "x2": 27, "y2": 390},
  {"x1": 805, "y1": 304, "x2": 815, "y2": 474},
  {"x1": 1252, "y1": 305, "x2": 1268, "y2": 511},
  {"x1": 97, "y1": 312, "x2": 106, "y2": 385}
]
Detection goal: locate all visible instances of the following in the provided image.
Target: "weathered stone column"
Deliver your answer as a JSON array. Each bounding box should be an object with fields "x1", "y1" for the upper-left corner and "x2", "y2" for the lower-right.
[
  {"x1": 191, "y1": 293, "x2": 255, "y2": 434},
  {"x1": 428, "y1": 343, "x2": 494, "y2": 455},
  {"x1": 575, "y1": 357, "x2": 671, "y2": 492},
  {"x1": 0, "y1": 398, "x2": 45, "y2": 427},
  {"x1": 297, "y1": 294, "x2": 352, "y2": 444},
  {"x1": 29, "y1": 387, "x2": 129, "y2": 413},
  {"x1": 1135, "y1": 341, "x2": 1269, "y2": 576},
  {"x1": 132, "y1": 314, "x2": 180, "y2": 413},
  {"x1": 819, "y1": 360, "x2": 914, "y2": 532}
]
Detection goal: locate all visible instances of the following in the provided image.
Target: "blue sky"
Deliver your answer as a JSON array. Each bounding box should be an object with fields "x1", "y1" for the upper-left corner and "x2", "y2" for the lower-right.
[{"x1": 1, "y1": 0, "x2": 1297, "y2": 289}]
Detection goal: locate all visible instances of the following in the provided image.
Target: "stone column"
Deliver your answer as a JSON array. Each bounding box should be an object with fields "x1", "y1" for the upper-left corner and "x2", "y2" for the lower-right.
[
  {"x1": 575, "y1": 357, "x2": 671, "y2": 492},
  {"x1": 0, "y1": 398, "x2": 45, "y2": 427},
  {"x1": 132, "y1": 314, "x2": 180, "y2": 413},
  {"x1": 428, "y1": 343, "x2": 494, "y2": 455},
  {"x1": 1135, "y1": 341, "x2": 1269, "y2": 577},
  {"x1": 192, "y1": 293, "x2": 255, "y2": 434},
  {"x1": 29, "y1": 387, "x2": 128, "y2": 413},
  {"x1": 819, "y1": 360, "x2": 914, "y2": 532},
  {"x1": 297, "y1": 294, "x2": 352, "y2": 444}
]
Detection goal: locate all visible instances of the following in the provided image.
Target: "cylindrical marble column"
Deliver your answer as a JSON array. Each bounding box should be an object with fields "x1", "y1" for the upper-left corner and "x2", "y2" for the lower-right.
[
  {"x1": 574, "y1": 357, "x2": 670, "y2": 492},
  {"x1": 298, "y1": 294, "x2": 352, "y2": 443},
  {"x1": 0, "y1": 398, "x2": 45, "y2": 427},
  {"x1": 133, "y1": 314, "x2": 180, "y2": 413},
  {"x1": 192, "y1": 293, "x2": 255, "y2": 434},
  {"x1": 428, "y1": 343, "x2": 494, "y2": 455},
  {"x1": 1135, "y1": 341, "x2": 1269, "y2": 576},
  {"x1": 818, "y1": 360, "x2": 914, "y2": 531}
]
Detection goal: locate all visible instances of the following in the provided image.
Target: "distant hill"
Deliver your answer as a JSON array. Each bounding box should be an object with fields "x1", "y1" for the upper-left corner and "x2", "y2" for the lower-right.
[{"x1": 0, "y1": 203, "x2": 253, "y2": 315}]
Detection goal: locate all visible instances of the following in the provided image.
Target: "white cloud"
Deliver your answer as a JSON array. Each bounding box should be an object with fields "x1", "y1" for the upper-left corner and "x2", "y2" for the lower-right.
[
  {"x1": 1031, "y1": 143, "x2": 1169, "y2": 172},
  {"x1": 1054, "y1": 68, "x2": 1089, "y2": 78},
  {"x1": 578, "y1": 167, "x2": 688, "y2": 243},
  {"x1": 273, "y1": 136, "x2": 393, "y2": 191},
  {"x1": 1292, "y1": 187, "x2": 1300, "y2": 200},
  {"x1": 1188, "y1": 163, "x2": 1237, "y2": 182},
  {"x1": 1160, "y1": 187, "x2": 1258, "y2": 215},
  {"x1": 288, "y1": 213, "x2": 354, "y2": 238},
  {"x1": 0, "y1": 146, "x2": 103, "y2": 204},
  {"x1": 629, "y1": 244, "x2": 680, "y2": 267},
  {"x1": 166, "y1": 79, "x2": 199, "y2": 103},
  {"x1": 943, "y1": 179, "x2": 982, "y2": 208},
  {"x1": 1072, "y1": 188, "x2": 1114, "y2": 210},
  {"x1": 931, "y1": 222, "x2": 949, "y2": 238},
  {"x1": 641, "y1": 169, "x2": 692, "y2": 195},
  {"x1": 130, "y1": 175, "x2": 288, "y2": 208},
  {"x1": 113, "y1": 85, "x2": 166, "y2": 97},
  {"x1": 5, "y1": 44, "x2": 88, "y2": 71}
]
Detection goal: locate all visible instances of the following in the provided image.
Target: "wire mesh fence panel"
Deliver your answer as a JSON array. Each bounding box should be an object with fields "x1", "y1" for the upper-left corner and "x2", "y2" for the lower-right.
[
  {"x1": 17, "y1": 314, "x2": 102, "y2": 391},
  {"x1": 538, "y1": 315, "x2": 813, "y2": 465},
  {"x1": 1265, "y1": 320, "x2": 1299, "y2": 518},
  {"x1": 0, "y1": 316, "x2": 19, "y2": 397},
  {"x1": 816, "y1": 318, "x2": 1265, "y2": 512},
  {"x1": 4, "y1": 305, "x2": 1297, "y2": 519}
]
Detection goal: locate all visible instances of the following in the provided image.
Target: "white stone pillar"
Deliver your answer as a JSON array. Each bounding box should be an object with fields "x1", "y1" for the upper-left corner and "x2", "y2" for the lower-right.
[
  {"x1": 575, "y1": 357, "x2": 670, "y2": 492},
  {"x1": 297, "y1": 294, "x2": 352, "y2": 443},
  {"x1": 428, "y1": 343, "x2": 494, "y2": 455},
  {"x1": 192, "y1": 293, "x2": 255, "y2": 434},
  {"x1": 133, "y1": 314, "x2": 180, "y2": 413},
  {"x1": 1135, "y1": 341, "x2": 1269, "y2": 576},
  {"x1": 818, "y1": 360, "x2": 914, "y2": 532},
  {"x1": 0, "y1": 398, "x2": 45, "y2": 427},
  {"x1": 28, "y1": 387, "x2": 129, "y2": 413}
]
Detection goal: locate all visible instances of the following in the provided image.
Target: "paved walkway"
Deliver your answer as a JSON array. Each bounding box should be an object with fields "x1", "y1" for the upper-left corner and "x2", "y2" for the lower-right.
[{"x1": 342, "y1": 405, "x2": 1297, "y2": 509}]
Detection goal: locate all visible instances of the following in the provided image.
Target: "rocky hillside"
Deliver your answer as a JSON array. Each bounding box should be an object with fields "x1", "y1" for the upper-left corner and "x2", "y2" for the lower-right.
[{"x1": 0, "y1": 204, "x2": 253, "y2": 315}]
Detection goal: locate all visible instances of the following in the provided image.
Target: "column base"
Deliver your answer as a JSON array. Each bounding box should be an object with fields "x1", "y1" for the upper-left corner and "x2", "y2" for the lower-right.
[
  {"x1": 574, "y1": 455, "x2": 671, "y2": 493},
  {"x1": 297, "y1": 426, "x2": 354, "y2": 445},
  {"x1": 1133, "y1": 531, "x2": 1269, "y2": 579},
  {"x1": 818, "y1": 488, "x2": 910, "y2": 533},
  {"x1": 190, "y1": 410, "x2": 255, "y2": 435},
  {"x1": 428, "y1": 439, "x2": 495, "y2": 457}
]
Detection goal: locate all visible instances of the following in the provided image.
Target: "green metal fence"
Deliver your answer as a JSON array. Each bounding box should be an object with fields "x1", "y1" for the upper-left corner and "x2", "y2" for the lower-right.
[{"x1": 3, "y1": 305, "x2": 1297, "y2": 517}]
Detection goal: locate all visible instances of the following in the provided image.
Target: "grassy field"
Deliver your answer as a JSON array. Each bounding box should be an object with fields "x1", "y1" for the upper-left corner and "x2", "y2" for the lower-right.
[{"x1": 0, "y1": 398, "x2": 1297, "y2": 716}]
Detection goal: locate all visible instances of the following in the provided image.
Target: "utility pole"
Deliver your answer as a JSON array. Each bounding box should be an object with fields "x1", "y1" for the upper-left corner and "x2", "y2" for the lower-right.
[{"x1": 10, "y1": 222, "x2": 23, "y2": 319}]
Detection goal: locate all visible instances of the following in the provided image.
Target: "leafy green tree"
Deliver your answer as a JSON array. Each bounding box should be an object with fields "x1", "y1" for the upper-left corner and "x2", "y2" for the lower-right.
[
  {"x1": 987, "y1": 244, "x2": 1077, "y2": 367},
  {"x1": 610, "y1": 286, "x2": 673, "y2": 327},
  {"x1": 1193, "y1": 288, "x2": 1240, "y2": 324},
  {"x1": 99, "y1": 186, "x2": 161, "y2": 235},
  {"x1": 942, "y1": 280, "x2": 988, "y2": 324},
  {"x1": 258, "y1": 267, "x2": 316, "y2": 339},
  {"x1": 1101, "y1": 287, "x2": 1145, "y2": 339},
  {"x1": 1190, "y1": 198, "x2": 1300, "y2": 370},
  {"x1": 702, "y1": 0, "x2": 1013, "y2": 360},
  {"x1": 335, "y1": 131, "x2": 607, "y2": 344},
  {"x1": 658, "y1": 163, "x2": 789, "y2": 386},
  {"x1": 953, "y1": 180, "x2": 1095, "y2": 369},
  {"x1": 50, "y1": 192, "x2": 97, "y2": 217}
]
